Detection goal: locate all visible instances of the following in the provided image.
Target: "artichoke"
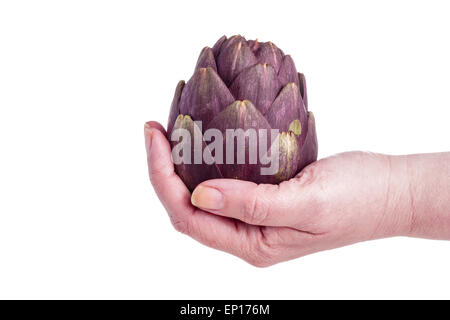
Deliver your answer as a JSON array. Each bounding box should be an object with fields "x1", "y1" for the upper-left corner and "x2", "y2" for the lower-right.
[{"x1": 167, "y1": 35, "x2": 318, "y2": 191}]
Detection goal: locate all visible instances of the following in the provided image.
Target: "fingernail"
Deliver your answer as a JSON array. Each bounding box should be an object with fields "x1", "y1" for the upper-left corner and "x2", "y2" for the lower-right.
[
  {"x1": 144, "y1": 123, "x2": 153, "y2": 152},
  {"x1": 191, "y1": 186, "x2": 224, "y2": 210}
]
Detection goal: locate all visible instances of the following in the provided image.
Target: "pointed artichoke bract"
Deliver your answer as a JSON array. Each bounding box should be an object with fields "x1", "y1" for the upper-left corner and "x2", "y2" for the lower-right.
[
  {"x1": 298, "y1": 72, "x2": 308, "y2": 110},
  {"x1": 167, "y1": 80, "x2": 185, "y2": 138},
  {"x1": 229, "y1": 63, "x2": 281, "y2": 115},
  {"x1": 212, "y1": 35, "x2": 227, "y2": 58},
  {"x1": 195, "y1": 47, "x2": 217, "y2": 72},
  {"x1": 216, "y1": 36, "x2": 257, "y2": 86},
  {"x1": 298, "y1": 112, "x2": 318, "y2": 170},
  {"x1": 178, "y1": 67, "x2": 235, "y2": 129},
  {"x1": 265, "y1": 82, "x2": 303, "y2": 133},
  {"x1": 205, "y1": 100, "x2": 273, "y2": 182},
  {"x1": 263, "y1": 131, "x2": 300, "y2": 184},
  {"x1": 170, "y1": 115, "x2": 222, "y2": 191},
  {"x1": 247, "y1": 39, "x2": 259, "y2": 52},
  {"x1": 254, "y1": 41, "x2": 284, "y2": 73},
  {"x1": 278, "y1": 55, "x2": 300, "y2": 88}
]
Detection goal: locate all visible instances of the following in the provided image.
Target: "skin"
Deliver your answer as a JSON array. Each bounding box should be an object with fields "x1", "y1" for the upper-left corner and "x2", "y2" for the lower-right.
[{"x1": 144, "y1": 121, "x2": 450, "y2": 267}]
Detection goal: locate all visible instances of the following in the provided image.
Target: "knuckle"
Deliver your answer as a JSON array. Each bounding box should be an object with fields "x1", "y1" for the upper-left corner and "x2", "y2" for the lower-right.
[
  {"x1": 294, "y1": 161, "x2": 321, "y2": 186},
  {"x1": 244, "y1": 252, "x2": 273, "y2": 268},
  {"x1": 171, "y1": 218, "x2": 191, "y2": 235},
  {"x1": 293, "y1": 161, "x2": 335, "y2": 233},
  {"x1": 295, "y1": 163, "x2": 329, "y2": 210},
  {"x1": 149, "y1": 163, "x2": 171, "y2": 180},
  {"x1": 242, "y1": 232, "x2": 276, "y2": 268},
  {"x1": 247, "y1": 259, "x2": 272, "y2": 268},
  {"x1": 243, "y1": 185, "x2": 273, "y2": 225}
]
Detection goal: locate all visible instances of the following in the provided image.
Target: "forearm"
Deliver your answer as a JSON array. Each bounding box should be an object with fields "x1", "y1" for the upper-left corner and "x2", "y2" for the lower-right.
[{"x1": 398, "y1": 152, "x2": 450, "y2": 239}]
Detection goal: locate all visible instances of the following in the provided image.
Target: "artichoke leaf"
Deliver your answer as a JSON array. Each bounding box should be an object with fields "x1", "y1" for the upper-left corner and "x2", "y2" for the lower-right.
[
  {"x1": 216, "y1": 35, "x2": 257, "y2": 86},
  {"x1": 195, "y1": 47, "x2": 217, "y2": 72},
  {"x1": 265, "y1": 82, "x2": 302, "y2": 132},
  {"x1": 262, "y1": 131, "x2": 300, "y2": 184},
  {"x1": 179, "y1": 67, "x2": 234, "y2": 130},
  {"x1": 170, "y1": 114, "x2": 222, "y2": 191},
  {"x1": 254, "y1": 41, "x2": 284, "y2": 73},
  {"x1": 167, "y1": 80, "x2": 185, "y2": 138},
  {"x1": 205, "y1": 100, "x2": 274, "y2": 182},
  {"x1": 278, "y1": 55, "x2": 300, "y2": 88},
  {"x1": 297, "y1": 112, "x2": 318, "y2": 170},
  {"x1": 229, "y1": 63, "x2": 281, "y2": 115},
  {"x1": 298, "y1": 72, "x2": 308, "y2": 110}
]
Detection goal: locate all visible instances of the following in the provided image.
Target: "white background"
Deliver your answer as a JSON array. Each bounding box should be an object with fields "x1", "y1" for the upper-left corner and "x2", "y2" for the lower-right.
[{"x1": 0, "y1": 0, "x2": 449, "y2": 299}]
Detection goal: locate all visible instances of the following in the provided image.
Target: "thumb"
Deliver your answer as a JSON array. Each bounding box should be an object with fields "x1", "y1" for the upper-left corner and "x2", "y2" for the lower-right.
[{"x1": 191, "y1": 174, "x2": 317, "y2": 227}]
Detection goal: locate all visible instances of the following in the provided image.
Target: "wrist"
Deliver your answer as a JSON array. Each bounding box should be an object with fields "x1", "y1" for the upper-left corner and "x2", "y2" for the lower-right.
[
  {"x1": 375, "y1": 154, "x2": 414, "y2": 238},
  {"x1": 394, "y1": 153, "x2": 450, "y2": 239}
]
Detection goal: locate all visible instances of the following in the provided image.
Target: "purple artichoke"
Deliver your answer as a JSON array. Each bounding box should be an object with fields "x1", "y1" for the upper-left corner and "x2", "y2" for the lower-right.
[{"x1": 167, "y1": 35, "x2": 318, "y2": 191}]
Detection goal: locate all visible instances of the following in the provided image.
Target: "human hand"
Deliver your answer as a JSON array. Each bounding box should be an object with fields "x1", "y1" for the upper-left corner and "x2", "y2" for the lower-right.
[{"x1": 145, "y1": 121, "x2": 449, "y2": 267}]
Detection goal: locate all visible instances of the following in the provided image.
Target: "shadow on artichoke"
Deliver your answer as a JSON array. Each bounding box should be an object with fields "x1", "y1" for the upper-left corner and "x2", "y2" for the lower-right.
[{"x1": 167, "y1": 35, "x2": 318, "y2": 191}]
